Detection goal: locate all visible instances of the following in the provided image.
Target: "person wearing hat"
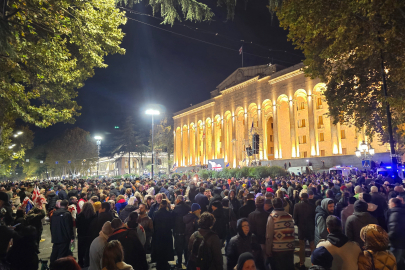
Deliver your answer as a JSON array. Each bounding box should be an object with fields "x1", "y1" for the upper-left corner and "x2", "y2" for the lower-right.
[
  {"x1": 239, "y1": 193, "x2": 256, "y2": 219},
  {"x1": 236, "y1": 252, "x2": 256, "y2": 270},
  {"x1": 0, "y1": 191, "x2": 13, "y2": 226},
  {"x1": 88, "y1": 221, "x2": 114, "y2": 270},
  {"x1": 345, "y1": 200, "x2": 378, "y2": 248},
  {"x1": 248, "y1": 196, "x2": 269, "y2": 256},
  {"x1": 309, "y1": 246, "x2": 333, "y2": 270}
]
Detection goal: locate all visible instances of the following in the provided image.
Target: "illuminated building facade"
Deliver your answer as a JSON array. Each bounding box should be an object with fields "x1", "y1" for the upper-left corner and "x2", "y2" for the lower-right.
[{"x1": 173, "y1": 63, "x2": 389, "y2": 168}]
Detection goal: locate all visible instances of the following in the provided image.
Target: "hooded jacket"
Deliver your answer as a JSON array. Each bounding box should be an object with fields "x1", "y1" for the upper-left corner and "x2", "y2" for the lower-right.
[
  {"x1": 239, "y1": 200, "x2": 256, "y2": 218},
  {"x1": 119, "y1": 204, "x2": 137, "y2": 222},
  {"x1": 345, "y1": 200, "x2": 378, "y2": 248},
  {"x1": 315, "y1": 199, "x2": 333, "y2": 245},
  {"x1": 317, "y1": 231, "x2": 362, "y2": 270},
  {"x1": 226, "y1": 218, "x2": 261, "y2": 270},
  {"x1": 50, "y1": 208, "x2": 74, "y2": 243},
  {"x1": 46, "y1": 192, "x2": 58, "y2": 211}
]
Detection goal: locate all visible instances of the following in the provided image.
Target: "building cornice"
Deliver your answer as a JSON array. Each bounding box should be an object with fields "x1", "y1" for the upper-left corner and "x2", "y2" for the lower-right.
[
  {"x1": 268, "y1": 69, "x2": 304, "y2": 85},
  {"x1": 173, "y1": 102, "x2": 215, "y2": 119},
  {"x1": 220, "y1": 76, "x2": 259, "y2": 95}
]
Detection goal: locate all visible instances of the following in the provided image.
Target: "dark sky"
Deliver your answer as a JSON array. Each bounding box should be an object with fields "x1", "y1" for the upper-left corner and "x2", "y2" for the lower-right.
[{"x1": 31, "y1": 0, "x2": 303, "y2": 149}]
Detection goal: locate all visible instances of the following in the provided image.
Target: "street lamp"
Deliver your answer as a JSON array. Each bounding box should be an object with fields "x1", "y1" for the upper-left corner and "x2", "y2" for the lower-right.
[
  {"x1": 355, "y1": 140, "x2": 374, "y2": 166},
  {"x1": 145, "y1": 109, "x2": 160, "y2": 179},
  {"x1": 13, "y1": 131, "x2": 23, "y2": 138},
  {"x1": 94, "y1": 136, "x2": 103, "y2": 176}
]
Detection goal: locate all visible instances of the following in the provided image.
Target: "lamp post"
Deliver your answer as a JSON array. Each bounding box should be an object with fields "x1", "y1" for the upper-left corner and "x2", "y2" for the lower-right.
[
  {"x1": 94, "y1": 136, "x2": 103, "y2": 177},
  {"x1": 355, "y1": 141, "x2": 374, "y2": 167},
  {"x1": 146, "y1": 109, "x2": 160, "y2": 179}
]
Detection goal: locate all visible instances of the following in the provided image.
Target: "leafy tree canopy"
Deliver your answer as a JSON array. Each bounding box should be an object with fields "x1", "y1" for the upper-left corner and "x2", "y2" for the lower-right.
[{"x1": 270, "y1": 0, "x2": 405, "y2": 143}]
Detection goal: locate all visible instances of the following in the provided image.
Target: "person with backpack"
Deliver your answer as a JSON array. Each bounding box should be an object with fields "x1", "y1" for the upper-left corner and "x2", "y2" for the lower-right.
[{"x1": 187, "y1": 212, "x2": 223, "y2": 270}]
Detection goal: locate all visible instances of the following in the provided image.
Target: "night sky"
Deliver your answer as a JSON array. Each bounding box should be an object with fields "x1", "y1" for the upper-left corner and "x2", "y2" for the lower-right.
[{"x1": 31, "y1": 0, "x2": 303, "y2": 149}]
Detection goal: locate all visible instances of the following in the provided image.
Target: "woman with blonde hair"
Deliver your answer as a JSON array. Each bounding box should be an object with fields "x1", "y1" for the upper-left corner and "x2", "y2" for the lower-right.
[
  {"x1": 358, "y1": 224, "x2": 397, "y2": 270},
  {"x1": 115, "y1": 195, "x2": 127, "y2": 214},
  {"x1": 102, "y1": 240, "x2": 133, "y2": 270}
]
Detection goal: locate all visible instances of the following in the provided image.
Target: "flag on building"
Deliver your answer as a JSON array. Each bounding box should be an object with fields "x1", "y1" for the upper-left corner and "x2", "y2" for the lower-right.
[
  {"x1": 226, "y1": 163, "x2": 230, "y2": 167},
  {"x1": 239, "y1": 46, "x2": 243, "y2": 55},
  {"x1": 172, "y1": 163, "x2": 178, "y2": 171}
]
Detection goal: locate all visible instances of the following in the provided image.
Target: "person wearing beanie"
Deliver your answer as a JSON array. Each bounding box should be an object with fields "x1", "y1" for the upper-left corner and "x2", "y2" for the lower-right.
[
  {"x1": 345, "y1": 200, "x2": 378, "y2": 248},
  {"x1": 248, "y1": 196, "x2": 269, "y2": 254},
  {"x1": 239, "y1": 193, "x2": 256, "y2": 218},
  {"x1": 89, "y1": 221, "x2": 114, "y2": 270},
  {"x1": 236, "y1": 252, "x2": 256, "y2": 270},
  {"x1": 229, "y1": 190, "x2": 241, "y2": 219},
  {"x1": 309, "y1": 246, "x2": 333, "y2": 270},
  {"x1": 317, "y1": 216, "x2": 361, "y2": 270}
]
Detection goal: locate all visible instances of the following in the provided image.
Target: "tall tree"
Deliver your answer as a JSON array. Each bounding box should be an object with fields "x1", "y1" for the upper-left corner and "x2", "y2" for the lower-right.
[
  {"x1": 150, "y1": 116, "x2": 174, "y2": 173},
  {"x1": 269, "y1": 0, "x2": 405, "y2": 155},
  {"x1": 44, "y1": 128, "x2": 97, "y2": 178},
  {"x1": 112, "y1": 116, "x2": 148, "y2": 175},
  {"x1": 0, "y1": 0, "x2": 126, "y2": 162}
]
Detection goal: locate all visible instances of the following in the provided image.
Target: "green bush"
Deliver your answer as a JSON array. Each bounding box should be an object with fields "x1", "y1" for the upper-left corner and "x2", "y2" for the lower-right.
[
  {"x1": 171, "y1": 173, "x2": 181, "y2": 179},
  {"x1": 268, "y1": 166, "x2": 287, "y2": 178}
]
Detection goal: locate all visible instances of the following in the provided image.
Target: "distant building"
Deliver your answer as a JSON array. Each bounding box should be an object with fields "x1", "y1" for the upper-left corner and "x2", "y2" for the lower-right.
[
  {"x1": 173, "y1": 63, "x2": 391, "y2": 169},
  {"x1": 92, "y1": 152, "x2": 173, "y2": 176}
]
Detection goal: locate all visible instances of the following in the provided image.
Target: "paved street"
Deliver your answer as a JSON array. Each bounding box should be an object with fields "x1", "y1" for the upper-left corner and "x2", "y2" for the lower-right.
[{"x1": 39, "y1": 223, "x2": 310, "y2": 269}]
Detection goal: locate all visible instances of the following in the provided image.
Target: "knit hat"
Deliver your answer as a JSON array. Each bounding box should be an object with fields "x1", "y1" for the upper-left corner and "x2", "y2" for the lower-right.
[
  {"x1": 101, "y1": 221, "x2": 113, "y2": 235},
  {"x1": 311, "y1": 246, "x2": 333, "y2": 269},
  {"x1": 237, "y1": 252, "x2": 255, "y2": 270},
  {"x1": 246, "y1": 193, "x2": 255, "y2": 200},
  {"x1": 302, "y1": 185, "x2": 308, "y2": 190},
  {"x1": 266, "y1": 187, "x2": 274, "y2": 193},
  {"x1": 191, "y1": 203, "x2": 201, "y2": 212},
  {"x1": 354, "y1": 200, "x2": 368, "y2": 213},
  {"x1": 340, "y1": 185, "x2": 347, "y2": 191}
]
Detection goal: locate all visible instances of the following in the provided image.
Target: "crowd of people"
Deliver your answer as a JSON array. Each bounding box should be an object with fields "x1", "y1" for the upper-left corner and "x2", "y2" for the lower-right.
[{"x1": 0, "y1": 171, "x2": 403, "y2": 270}]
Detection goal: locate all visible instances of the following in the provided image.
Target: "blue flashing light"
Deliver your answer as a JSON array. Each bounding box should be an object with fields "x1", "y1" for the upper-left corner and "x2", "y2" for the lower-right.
[
  {"x1": 386, "y1": 166, "x2": 392, "y2": 169},
  {"x1": 392, "y1": 175, "x2": 395, "y2": 178}
]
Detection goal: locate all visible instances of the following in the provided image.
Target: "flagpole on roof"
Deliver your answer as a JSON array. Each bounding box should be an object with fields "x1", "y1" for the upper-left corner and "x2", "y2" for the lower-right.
[{"x1": 242, "y1": 45, "x2": 244, "y2": 67}]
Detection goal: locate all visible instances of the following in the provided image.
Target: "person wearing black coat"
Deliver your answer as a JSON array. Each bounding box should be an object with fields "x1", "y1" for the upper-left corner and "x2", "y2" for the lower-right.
[
  {"x1": 119, "y1": 204, "x2": 137, "y2": 222},
  {"x1": 58, "y1": 186, "x2": 68, "y2": 200},
  {"x1": 293, "y1": 192, "x2": 316, "y2": 269},
  {"x1": 18, "y1": 188, "x2": 26, "y2": 203},
  {"x1": 7, "y1": 226, "x2": 39, "y2": 270},
  {"x1": 247, "y1": 196, "x2": 269, "y2": 246},
  {"x1": 108, "y1": 219, "x2": 148, "y2": 270},
  {"x1": 229, "y1": 190, "x2": 241, "y2": 219},
  {"x1": 208, "y1": 187, "x2": 223, "y2": 212},
  {"x1": 211, "y1": 201, "x2": 227, "y2": 242},
  {"x1": 152, "y1": 199, "x2": 174, "y2": 270},
  {"x1": 194, "y1": 187, "x2": 209, "y2": 213},
  {"x1": 46, "y1": 191, "x2": 58, "y2": 212},
  {"x1": 76, "y1": 202, "x2": 97, "y2": 267},
  {"x1": 226, "y1": 218, "x2": 263, "y2": 270},
  {"x1": 25, "y1": 207, "x2": 46, "y2": 246},
  {"x1": 173, "y1": 196, "x2": 191, "y2": 267},
  {"x1": 67, "y1": 188, "x2": 78, "y2": 199},
  {"x1": 183, "y1": 203, "x2": 200, "y2": 253},
  {"x1": 89, "y1": 202, "x2": 114, "y2": 241},
  {"x1": 0, "y1": 192, "x2": 14, "y2": 226},
  {"x1": 188, "y1": 185, "x2": 198, "y2": 204},
  {"x1": 239, "y1": 194, "x2": 256, "y2": 218},
  {"x1": 387, "y1": 198, "x2": 405, "y2": 269},
  {"x1": 50, "y1": 200, "x2": 74, "y2": 263}
]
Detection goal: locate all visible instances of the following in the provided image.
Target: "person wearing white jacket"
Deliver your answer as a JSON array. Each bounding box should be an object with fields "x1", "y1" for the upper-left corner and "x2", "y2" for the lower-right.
[{"x1": 317, "y1": 215, "x2": 361, "y2": 270}]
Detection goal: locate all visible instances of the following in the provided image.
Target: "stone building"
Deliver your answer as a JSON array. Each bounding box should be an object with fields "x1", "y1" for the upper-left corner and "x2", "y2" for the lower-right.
[{"x1": 173, "y1": 63, "x2": 391, "y2": 169}]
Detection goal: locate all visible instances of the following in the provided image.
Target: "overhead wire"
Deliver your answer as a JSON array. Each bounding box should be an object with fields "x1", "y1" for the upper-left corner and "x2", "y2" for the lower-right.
[
  {"x1": 125, "y1": 16, "x2": 298, "y2": 65},
  {"x1": 119, "y1": 6, "x2": 304, "y2": 59}
]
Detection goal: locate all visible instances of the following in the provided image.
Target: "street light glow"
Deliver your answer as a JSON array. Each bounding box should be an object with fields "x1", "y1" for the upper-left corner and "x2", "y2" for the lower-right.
[
  {"x1": 94, "y1": 136, "x2": 103, "y2": 140},
  {"x1": 8, "y1": 144, "x2": 16, "y2": 149},
  {"x1": 17, "y1": 131, "x2": 23, "y2": 135},
  {"x1": 145, "y1": 109, "x2": 160, "y2": 115}
]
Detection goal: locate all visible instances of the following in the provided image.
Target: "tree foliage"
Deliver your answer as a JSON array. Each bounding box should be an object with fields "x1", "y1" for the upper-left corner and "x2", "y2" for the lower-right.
[
  {"x1": 271, "y1": 0, "x2": 405, "y2": 143},
  {"x1": 0, "y1": 0, "x2": 126, "y2": 130},
  {"x1": 149, "y1": 116, "x2": 174, "y2": 172},
  {"x1": 44, "y1": 127, "x2": 98, "y2": 177}
]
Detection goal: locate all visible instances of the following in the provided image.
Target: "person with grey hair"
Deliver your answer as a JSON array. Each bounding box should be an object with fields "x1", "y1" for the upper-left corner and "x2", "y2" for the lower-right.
[{"x1": 119, "y1": 197, "x2": 137, "y2": 222}]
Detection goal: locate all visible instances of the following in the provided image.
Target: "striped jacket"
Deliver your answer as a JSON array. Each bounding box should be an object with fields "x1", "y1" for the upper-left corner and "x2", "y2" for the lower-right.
[{"x1": 265, "y1": 208, "x2": 295, "y2": 255}]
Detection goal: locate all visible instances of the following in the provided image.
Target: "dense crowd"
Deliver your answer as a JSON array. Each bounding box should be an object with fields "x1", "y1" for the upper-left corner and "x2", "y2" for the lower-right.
[{"x1": 0, "y1": 171, "x2": 404, "y2": 270}]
